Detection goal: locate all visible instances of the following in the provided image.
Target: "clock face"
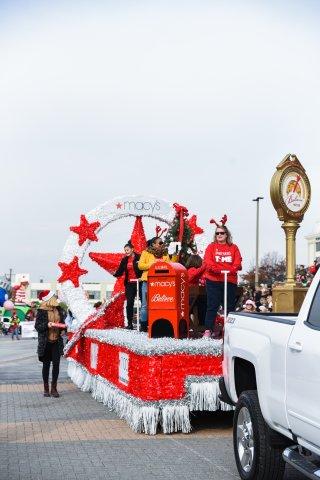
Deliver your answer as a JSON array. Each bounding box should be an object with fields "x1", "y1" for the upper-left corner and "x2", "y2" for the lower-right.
[{"x1": 281, "y1": 170, "x2": 308, "y2": 213}]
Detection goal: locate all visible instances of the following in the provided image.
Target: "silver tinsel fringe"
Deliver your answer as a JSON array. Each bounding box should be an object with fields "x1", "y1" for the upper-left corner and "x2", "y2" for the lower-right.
[
  {"x1": 84, "y1": 328, "x2": 223, "y2": 356},
  {"x1": 67, "y1": 359, "x2": 233, "y2": 435}
]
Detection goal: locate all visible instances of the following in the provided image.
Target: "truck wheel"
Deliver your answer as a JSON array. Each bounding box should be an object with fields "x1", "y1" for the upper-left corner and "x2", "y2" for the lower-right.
[{"x1": 233, "y1": 390, "x2": 285, "y2": 480}]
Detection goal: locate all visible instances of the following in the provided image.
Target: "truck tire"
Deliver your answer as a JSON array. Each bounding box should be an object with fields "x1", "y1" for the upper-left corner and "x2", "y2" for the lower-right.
[{"x1": 233, "y1": 390, "x2": 285, "y2": 480}]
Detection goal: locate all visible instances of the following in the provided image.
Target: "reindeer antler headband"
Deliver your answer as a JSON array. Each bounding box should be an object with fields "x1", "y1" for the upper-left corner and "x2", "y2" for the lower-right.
[
  {"x1": 155, "y1": 225, "x2": 167, "y2": 237},
  {"x1": 210, "y1": 214, "x2": 228, "y2": 227}
]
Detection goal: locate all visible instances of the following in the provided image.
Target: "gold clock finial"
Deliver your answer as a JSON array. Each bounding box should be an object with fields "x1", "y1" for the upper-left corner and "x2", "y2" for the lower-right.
[{"x1": 276, "y1": 153, "x2": 305, "y2": 173}]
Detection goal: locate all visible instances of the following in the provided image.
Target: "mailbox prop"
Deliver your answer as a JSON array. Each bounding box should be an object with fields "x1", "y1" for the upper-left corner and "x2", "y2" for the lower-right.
[{"x1": 147, "y1": 261, "x2": 189, "y2": 339}]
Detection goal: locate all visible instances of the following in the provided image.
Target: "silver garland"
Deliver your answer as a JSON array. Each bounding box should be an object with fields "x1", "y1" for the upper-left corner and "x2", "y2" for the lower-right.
[
  {"x1": 84, "y1": 328, "x2": 223, "y2": 356},
  {"x1": 63, "y1": 292, "x2": 124, "y2": 356},
  {"x1": 67, "y1": 358, "x2": 232, "y2": 435}
]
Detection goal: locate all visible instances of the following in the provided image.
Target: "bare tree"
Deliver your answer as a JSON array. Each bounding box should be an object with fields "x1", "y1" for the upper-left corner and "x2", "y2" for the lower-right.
[{"x1": 241, "y1": 252, "x2": 286, "y2": 285}]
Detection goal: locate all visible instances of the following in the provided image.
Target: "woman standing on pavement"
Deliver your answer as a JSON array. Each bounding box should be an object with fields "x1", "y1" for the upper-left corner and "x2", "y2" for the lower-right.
[
  {"x1": 35, "y1": 291, "x2": 65, "y2": 398},
  {"x1": 203, "y1": 216, "x2": 242, "y2": 338},
  {"x1": 113, "y1": 240, "x2": 142, "y2": 330},
  {"x1": 10, "y1": 310, "x2": 20, "y2": 340}
]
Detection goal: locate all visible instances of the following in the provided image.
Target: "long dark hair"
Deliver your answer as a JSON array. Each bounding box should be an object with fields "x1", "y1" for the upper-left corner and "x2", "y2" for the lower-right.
[{"x1": 185, "y1": 254, "x2": 203, "y2": 269}]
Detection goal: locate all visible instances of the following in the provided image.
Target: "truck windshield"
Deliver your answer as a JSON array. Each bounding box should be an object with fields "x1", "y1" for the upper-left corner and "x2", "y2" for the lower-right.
[{"x1": 306, "y1": 281, "x2": 320, "y2": 329}]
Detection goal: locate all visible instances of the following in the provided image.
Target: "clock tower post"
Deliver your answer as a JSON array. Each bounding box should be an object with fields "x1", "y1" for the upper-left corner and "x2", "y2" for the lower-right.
[{"x1": 270, "y1": 154, "x2": 311, "y2": 312}]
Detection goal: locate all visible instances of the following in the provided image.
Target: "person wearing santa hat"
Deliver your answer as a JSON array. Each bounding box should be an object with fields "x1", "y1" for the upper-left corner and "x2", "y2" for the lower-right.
[{"x1": 35, "y1": 291, "x2": 66, "y2": 397}]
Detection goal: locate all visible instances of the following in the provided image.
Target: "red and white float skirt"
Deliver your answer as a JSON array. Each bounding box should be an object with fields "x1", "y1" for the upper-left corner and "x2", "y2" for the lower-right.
[{"x1": 66, "y1": 328, "x2": 231, "y2": 435}]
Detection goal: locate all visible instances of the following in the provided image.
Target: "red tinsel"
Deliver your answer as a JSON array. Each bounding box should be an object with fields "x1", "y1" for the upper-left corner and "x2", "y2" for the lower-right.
[
  {"x1": 68, "y1": 336, "x2": 223, "y2": 401},
  {"x1": 64, "y1": 293, "x2": 125, "y2": 357},
  {"x1": 89, "y1": 216, "x2": 148, "y2": 296},
  {"x1": 130, "y1": 216, "x2": 147, "y2": 253},
  {"x1": 187, "y1": 215, "x2": 204, "y2": 239},
  {"x1": 173, "y1": 203, "x2": 189, "y2": 243},
  {"x1": 58, "y1": 256, "x2": 88, "y2": 287},
  {"x1": 70, "y1": 214, "x2": 100, "y2": 246}
]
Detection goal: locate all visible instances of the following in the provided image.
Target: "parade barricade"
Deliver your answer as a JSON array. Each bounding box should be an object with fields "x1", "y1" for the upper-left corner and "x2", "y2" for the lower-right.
[{"x1": 21, "y1": 321, "x2": 38, "y2": 338}]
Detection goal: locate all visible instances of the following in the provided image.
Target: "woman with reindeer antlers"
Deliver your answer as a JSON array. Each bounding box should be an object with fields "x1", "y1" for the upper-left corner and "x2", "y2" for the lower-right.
[{"x1": 203, "y1": 215, "x2": 242, "y2": 338}]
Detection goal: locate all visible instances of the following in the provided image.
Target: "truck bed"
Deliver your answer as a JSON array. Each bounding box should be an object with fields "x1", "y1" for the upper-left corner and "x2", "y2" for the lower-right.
[{"x1": 231, "y1": 311, "x2": 297, "y2": 325}]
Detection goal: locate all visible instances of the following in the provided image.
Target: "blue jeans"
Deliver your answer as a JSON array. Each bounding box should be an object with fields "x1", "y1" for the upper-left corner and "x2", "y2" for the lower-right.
[
  {"x1": 140, "y1": 281, "x2": 148, "y2": 326},
  {"x1": 11, "y1": 327, "x2": 20, "y2": 340},
  {"x1": 204, "y1": 280, "x2": 237, "y2": 330}
]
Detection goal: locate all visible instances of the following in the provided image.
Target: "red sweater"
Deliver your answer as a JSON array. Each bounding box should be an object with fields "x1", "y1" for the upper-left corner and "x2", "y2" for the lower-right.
[
  {"x1": 204, "y1": 242, "x2": 242, "y2": 284},
  {"x1": 188, "y1": 264, "x2": 206, "y2": 286}
]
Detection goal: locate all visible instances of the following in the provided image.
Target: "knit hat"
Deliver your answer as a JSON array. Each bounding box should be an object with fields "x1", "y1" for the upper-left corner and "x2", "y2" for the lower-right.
[
  {"x1": 244, "y1": 299, "x2": 256, "y2": 308},
  {"x1": 38, "y1": 290, "x2": 55, "y2": 302}
]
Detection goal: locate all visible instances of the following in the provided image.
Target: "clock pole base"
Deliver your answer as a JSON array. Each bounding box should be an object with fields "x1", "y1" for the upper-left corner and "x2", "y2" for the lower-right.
[{"x1": 272, "y1": 284, "x2": 308, "y2": 313}]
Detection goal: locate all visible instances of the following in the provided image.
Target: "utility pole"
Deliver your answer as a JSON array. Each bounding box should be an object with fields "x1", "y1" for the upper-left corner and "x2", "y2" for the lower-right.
[
  {"x1": 5, "y1": 268, "x2": 13, "y2": 283},
  {"x1": 252, "y1": 197, "x2": 264, "y2": 287}
]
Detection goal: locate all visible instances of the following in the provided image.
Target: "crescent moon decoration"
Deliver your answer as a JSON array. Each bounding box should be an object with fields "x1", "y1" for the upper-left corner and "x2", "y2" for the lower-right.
[{"x1": 58, "y1": 196, "x2": 209, "y2": 325}]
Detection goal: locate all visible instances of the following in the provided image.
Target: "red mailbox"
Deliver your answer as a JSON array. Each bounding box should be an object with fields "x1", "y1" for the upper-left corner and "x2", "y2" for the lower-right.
[{"x1": 147, "y1": 261, "x2": 189, "y2": 339}]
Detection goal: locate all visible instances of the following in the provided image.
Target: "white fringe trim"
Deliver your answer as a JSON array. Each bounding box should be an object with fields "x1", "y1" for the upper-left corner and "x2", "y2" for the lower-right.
[{"x1": 67, "y1": 359, "x2": 233, "y2": 435}]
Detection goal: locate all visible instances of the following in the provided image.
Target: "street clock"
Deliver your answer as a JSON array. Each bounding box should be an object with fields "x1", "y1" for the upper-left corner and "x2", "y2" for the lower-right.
[{"x1": 270, "y1": 154, "x2": 311, "y2": 221}]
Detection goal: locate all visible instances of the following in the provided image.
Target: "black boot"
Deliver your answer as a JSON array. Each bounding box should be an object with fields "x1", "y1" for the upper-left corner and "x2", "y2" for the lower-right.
[
  {"x1": 140, "y1": 323, "x2": 148, "y2": 333},
  {"x1": 51, "y1": 382, "x2": 60, "y2": 398},
  {"x1": 43, "y1": 383, "x2": 50, "y2": 397}
]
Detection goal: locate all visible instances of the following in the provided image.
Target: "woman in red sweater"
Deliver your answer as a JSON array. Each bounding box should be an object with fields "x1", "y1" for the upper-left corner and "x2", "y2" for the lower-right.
[{"x1": 203, "y1": 222, "x2": 242, "y2": 338}]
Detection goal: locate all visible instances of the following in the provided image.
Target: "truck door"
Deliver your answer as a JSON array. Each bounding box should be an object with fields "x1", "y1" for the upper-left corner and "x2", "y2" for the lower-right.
[{"x1": 286, "y1": 280, "x2": 320, "y2": 447}]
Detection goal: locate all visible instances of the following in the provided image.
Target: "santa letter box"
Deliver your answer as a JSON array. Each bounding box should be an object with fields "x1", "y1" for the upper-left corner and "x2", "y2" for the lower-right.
[{"x1": 147, "y1": 261, "x2": 189, "y2": 339}]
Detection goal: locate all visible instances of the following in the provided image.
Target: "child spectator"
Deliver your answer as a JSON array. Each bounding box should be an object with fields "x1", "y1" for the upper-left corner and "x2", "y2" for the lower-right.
[{"x1": 242, "y1": 299, "x2": 256, "y2": 313}]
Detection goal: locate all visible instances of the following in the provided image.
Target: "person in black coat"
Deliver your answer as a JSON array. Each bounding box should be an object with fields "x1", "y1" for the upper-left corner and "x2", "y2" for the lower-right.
[
  {"x1": 114, "y1": 240, "x2": 142, "y2": 329},
  {"x1": 35, "y1": 291, "x2": 65, "y2": 398}
]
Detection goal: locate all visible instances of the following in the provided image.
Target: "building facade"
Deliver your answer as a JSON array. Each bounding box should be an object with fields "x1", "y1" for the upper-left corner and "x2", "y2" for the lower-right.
[
  {"x1": 305, "y1": 221, "x2": 320, "y2": 265},
  {"x1": 14, "y1": 276, "x2": 116, "y2": 305}
]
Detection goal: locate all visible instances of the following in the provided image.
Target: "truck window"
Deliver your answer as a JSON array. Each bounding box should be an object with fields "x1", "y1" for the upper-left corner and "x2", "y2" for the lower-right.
[{"x1": 306, "y1": 281, "x2": 320, "y2": 329}]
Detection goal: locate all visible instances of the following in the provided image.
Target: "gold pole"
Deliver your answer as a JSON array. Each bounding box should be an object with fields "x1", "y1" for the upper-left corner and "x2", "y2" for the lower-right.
[{"x1": 281, "y1": 220, "x2": 299, "y2": 286}]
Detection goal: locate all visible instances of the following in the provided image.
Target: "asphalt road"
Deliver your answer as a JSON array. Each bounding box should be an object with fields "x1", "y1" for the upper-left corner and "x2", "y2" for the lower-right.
[{"x1": 0, "y1": 336, "x2": 304, "y2": 480}]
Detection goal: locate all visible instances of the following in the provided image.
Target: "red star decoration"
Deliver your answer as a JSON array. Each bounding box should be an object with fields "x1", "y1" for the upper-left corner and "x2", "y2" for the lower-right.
[
  {"x1": 89, "y1": 216, "x2": 147, "y2": 296},
  {"x1": 70, "y1": 215, "x2": 100, "y2": 246},
  {"x1": 58, "y1": 256, "x2": 88, "y2": 287},
  {"x1": 116, "y1": 202, "x2": 122, "y2": 209}
]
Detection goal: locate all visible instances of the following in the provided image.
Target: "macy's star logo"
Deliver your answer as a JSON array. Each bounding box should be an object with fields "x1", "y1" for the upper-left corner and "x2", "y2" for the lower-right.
[{"x1": 116, "y1": 203, "x2": 122, "y2": 209}]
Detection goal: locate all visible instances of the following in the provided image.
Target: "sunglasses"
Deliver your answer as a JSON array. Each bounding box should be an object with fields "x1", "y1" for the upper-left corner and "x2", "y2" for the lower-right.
[
  {"x1": 157, "y1": 241, "x2": 164, "y2": 245},
  {"x1": 215, "y1": 231, "x2": 226, "y2": 236}
]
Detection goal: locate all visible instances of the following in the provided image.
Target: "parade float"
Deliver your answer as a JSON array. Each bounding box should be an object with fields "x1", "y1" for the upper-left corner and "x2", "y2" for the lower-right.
[{"x1": 61, "y1": 196, "x2": 231, "y2": 435}]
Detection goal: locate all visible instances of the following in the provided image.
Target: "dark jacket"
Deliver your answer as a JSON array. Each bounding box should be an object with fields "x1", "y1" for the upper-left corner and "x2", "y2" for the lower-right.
[
  {"x1": 114, "y1": 253, "x2": 141, "y2": 285},
  {"x1": 35, "y1": 307, "x2": 65, "y2": 359}
]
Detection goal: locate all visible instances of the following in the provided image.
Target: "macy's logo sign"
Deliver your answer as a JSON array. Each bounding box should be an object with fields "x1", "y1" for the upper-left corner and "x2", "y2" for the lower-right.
[
  {"x1": 116, "y1": 200, "x2": 161, "y2": 214},
  {"x1": 150, "y1": 281, "x2": 175, "y2": 288}
]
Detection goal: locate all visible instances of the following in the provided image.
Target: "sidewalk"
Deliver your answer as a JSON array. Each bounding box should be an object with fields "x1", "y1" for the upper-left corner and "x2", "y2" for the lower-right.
[
  {"x1": 0, "y1": 336, "x2": 38, "y2": 364},
  {"x1": 0, "y1": 337, "x2": 303, "y2": 480}
]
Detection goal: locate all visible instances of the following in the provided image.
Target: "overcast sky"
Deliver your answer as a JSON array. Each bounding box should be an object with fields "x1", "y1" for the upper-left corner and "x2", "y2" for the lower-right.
[{"x1": 1, "y1": 0, "x2": 320, "y2": 283}]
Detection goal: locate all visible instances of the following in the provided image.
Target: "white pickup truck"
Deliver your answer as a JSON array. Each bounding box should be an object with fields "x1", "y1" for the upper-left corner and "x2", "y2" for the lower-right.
[{"x1": 220, "y1": 269, "x2": 320, "y2": 480}]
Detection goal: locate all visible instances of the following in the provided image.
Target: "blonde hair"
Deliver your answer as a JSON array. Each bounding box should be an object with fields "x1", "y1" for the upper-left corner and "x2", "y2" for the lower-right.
[{"x1": 41, "y1": 295, "x2": 59, "y2": 309}]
